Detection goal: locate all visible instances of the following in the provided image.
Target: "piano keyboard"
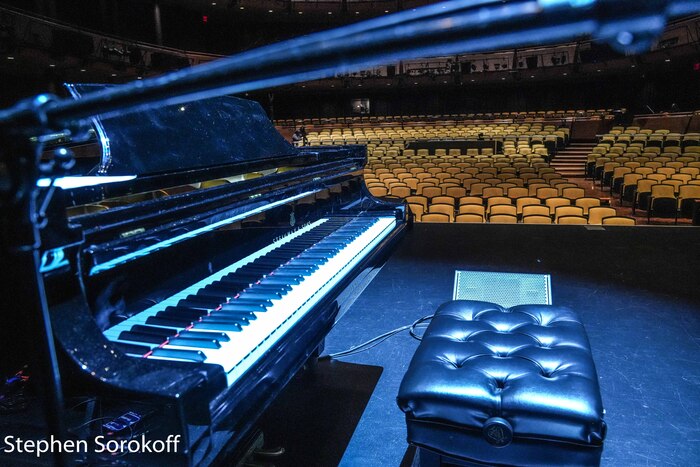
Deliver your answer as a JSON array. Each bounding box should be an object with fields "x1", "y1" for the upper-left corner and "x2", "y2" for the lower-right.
[{"x1": 103, "y1": 215, "x2": 396, "y2": 386}]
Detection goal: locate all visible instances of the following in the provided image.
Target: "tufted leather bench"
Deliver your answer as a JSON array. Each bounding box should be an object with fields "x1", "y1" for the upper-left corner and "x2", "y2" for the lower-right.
[{"x1": 397, "y1": 300, "x2": 606, "y2": 466}]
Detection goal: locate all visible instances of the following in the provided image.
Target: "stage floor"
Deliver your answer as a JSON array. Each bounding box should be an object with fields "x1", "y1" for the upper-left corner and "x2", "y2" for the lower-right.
[{"x1": 260, "y1": 224, "x2": 700, "y2": 466}]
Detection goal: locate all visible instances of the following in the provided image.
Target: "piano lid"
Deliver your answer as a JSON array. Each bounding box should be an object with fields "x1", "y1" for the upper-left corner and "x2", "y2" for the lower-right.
[{"x1": 65, "y1": 83, "x2": 297, "y2": 177}]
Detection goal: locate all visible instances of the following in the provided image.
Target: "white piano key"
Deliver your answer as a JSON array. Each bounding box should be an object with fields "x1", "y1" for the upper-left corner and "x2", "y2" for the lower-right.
[{"x1": 104, "y1": 216, "x2": 397, "y2": 387}]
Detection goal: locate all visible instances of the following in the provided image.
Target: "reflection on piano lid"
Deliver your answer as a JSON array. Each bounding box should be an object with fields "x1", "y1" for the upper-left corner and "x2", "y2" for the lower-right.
[
  {"x1": 87, "y1": 188, "x2": 317, "y2": 276},
  {"x1": 65, "y1": 83, "x2": 298, "y2": 177}
]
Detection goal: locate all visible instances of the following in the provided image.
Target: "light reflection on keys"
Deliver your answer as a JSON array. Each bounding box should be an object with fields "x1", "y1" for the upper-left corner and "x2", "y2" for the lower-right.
[{"x1": 104, "y1": 216, "x2": 396, "y2": 386}]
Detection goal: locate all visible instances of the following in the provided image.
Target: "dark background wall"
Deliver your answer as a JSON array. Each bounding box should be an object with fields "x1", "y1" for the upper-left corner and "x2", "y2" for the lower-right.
[
  {"x1": 263, "y1": 64, "x2": 700, "y2": 119},
  {"x1": 1, "y1": 1, "x2": 698, "y2": 116}
]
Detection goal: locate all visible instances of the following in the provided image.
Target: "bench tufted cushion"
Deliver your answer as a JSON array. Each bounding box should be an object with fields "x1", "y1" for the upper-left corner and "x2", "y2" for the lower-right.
[{"x1": 397, "y1": 300, "x2": 606, "y2": 465}]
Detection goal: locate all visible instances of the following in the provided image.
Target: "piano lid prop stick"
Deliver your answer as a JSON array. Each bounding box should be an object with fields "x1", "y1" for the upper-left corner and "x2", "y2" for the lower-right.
[{"x1": 1, "y1": 0, "x2": 699, "y2": 136}]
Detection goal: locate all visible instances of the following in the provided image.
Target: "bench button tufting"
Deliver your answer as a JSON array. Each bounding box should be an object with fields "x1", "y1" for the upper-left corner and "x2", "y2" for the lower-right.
[{"x1": 483, "y1": 417, "x2": 513, "y2": 447}]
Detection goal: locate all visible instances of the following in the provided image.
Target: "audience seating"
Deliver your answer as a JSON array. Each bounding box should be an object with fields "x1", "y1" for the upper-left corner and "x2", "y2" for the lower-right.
[{"x1": 358, "y1": 122, "x2": 699, "y2": 224}]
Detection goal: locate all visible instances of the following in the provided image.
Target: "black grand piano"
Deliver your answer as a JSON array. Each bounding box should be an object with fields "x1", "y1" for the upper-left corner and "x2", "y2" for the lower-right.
[{"x1": 0, "y1": 84, "x2": 406, "y2": 465}]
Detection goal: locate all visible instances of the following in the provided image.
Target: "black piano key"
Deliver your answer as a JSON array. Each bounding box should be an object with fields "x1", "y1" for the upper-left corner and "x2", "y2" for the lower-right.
[
  {"x1": 160, "y1": 309, "x2": 247, "y2": 325},
  {"x1": 259, "y1": 276, "x2": 302, "y2": 285},
  {"x1": 180, "y1": 330, "x2": 230, "y2": 342},
  {"x1": 251, "y1": 257, "x2": 289, "y2": 265},
  {"x1": 150, "y1": 348, "x2": 206, "y2": 362},
  {"x1": 158, "y1": 311, "x2": 206, "y2": 323},
  {"x1": 277, "y1": 265, "x2": 318, "y2": 274},
  {"x1": 146, "y1": 316, "x2": 195, "y2": 328},
  {"x1": 230, "y1": 298, "x2": 274, "y2": 307},
  {"x1": 237, "y1": 291, "x2": 283, "y2": 300},
  {"x1": 130, "y1": 325, "x2": 178, "y2": 338},
  {"x1": 241, "y1": 285, "x2": 289, "y2": 295},
  {"x1": 118, "y1": 331, "x2": 166, "y2": 345},
  {"x1": 163, "y1": 306, "x2": 207, "y2": 318},
  {"x1": 194, "y1": 321, "x2": 243, "y2": 332},
  {"x1": 222, "y1": 273, "x2": 265, "y2": 283},
  {"x1": 237, "y1": 266, "x2": 277, "y2": 275},
  {"x1": 194, "y1": 292, "x2": 233, "y2": 302},
  {"x1": 270, "y1": 272, "x2": 305, "y2": 280},
  {"x1": 113, "y1": 342, "x2": 151, "y2": 356},
  {"x1": 213, "y1": 309, "x2": 258, "y2": 320},
  {"x1": 321, "y1": 241, "x2": 351, "y2": 247},
  {"x1": 253, "y1": 284, "x2": 292, "y2": 292},
  {"x1": 287, "y1": 259, "x2": 325, "y2": 266},
  {"x1": 201, "y1": 283, "x2": 247, "y2": 294},
  {"x1": 201, "y1": 314, "x2": 250, "y2": 325},
  {"x1": 307, "y1": 248, "x2": 340, "y2": 254},
  {"x1": 299, "y1": 253, "x2": 332, "y2": 260},
  {"x1": 168, "y1": 336, "x2": 221, "y2": 349},
  {"x1": 179, "y1": 296, "x2": 223, "y2": 308},
  {"x1": 220, "y1": 302, "x2": 268, "y2": 313},
  {"x1": 216, "y1": 278, "x2": 256, "y2": 289},
  {"x1": 260, "y1": 274, "x2": 304, "y2": 286}
]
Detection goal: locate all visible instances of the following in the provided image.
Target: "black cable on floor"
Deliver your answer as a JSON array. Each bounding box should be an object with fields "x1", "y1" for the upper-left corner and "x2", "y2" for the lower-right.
[{"x1": 323, "y1": 314, "x2": 433, "y2": 360}]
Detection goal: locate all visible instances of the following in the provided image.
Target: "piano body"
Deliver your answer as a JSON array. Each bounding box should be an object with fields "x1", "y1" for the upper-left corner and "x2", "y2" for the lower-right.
[{"x1": 0, "y1": 84, "x2": 406, "y2": 465}]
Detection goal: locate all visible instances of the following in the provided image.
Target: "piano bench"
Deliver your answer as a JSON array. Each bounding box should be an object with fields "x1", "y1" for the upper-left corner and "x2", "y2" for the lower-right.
[{"x1": 397, "y1": 300, "x2": 606, "y2": 467}]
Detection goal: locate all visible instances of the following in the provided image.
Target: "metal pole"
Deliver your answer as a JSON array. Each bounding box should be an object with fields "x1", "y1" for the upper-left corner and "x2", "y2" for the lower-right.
[{"x1": 154, "y1": 1, "x2": 163, "y2": 46}]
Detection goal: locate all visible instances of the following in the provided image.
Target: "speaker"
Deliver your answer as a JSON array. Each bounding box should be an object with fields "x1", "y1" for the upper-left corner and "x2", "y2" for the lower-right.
[
  {"x1": 461, "y1": 61, "x2": 472, "y2": 74},
  {"x1": 386, "y1": 65, "x2": 396, "y2": 77},
  {"x1": 526, "y1": 56, "x2": 538, "y2": 69}
]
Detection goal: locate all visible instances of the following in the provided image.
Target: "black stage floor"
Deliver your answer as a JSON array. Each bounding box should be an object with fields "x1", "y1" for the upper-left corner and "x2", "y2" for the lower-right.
[{"x1": 258, "y1": 224, "x2": 700, "y2": 466}]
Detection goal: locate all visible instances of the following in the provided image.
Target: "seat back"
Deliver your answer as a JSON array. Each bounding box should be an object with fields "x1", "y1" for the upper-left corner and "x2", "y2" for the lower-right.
[
  {"x1": 489, "y1": 214, "x2": 518, "y2": 224},
  {"x1": 489, "y1": 204, "x2": 517, "y2": 217},
  {"x1": 516, "y1": 197, "x2": 541, "y2": 215},
  {"x1": 557, "y1": 215, "x2": 587, "y2": 224},
  {"x1": 454, "y1": 213, "x2": 484, "y2": 223},
  {"x1": 650, "y1": 183, "x2": 676, "y2": 199},
  {"x1": 554, "y1": 205, "x2": 585, "y2": 222},
  {"x1": 407, "y1": 203, "x2": 425, "y2": 221},
  {"x1": 545, "y1": 197, "x2": 571, "y2": 214},
  {"x1": 459, "y1": 204, "x2": 486, "y2": 216},
  {"x1": 521, "y1": 204, "x2": 551, "y2": 217},
  {"x1": 432, "y1": 196, "x2": 456, "y2": 206},
  {"x1": 536, "y1": 187, "x2": 559, "y2": 200},
  {"x1": 602, "y1": 216, "x2": 636, "y2": 226},
  {"x1": 421, "y1": 213, "x2": 451, "y2": 223},
  {"x1": 588, "y1": 206, "x2": 617, "y2": 224},
  {"x1": 561, "y1": 187, "x2": 585, "y2": 200},
  {"x1": 522, "y1": 214, "x2": 553, "y2": 224},
  {"x1": 575, "y1": 197, "x2": 602, "y2": 215}
]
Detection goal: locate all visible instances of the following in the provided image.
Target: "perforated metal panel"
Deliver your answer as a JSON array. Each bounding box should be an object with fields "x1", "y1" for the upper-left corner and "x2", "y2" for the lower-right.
[{"x1": 453, "y1": 271, "x2": 552, "y2": 308}]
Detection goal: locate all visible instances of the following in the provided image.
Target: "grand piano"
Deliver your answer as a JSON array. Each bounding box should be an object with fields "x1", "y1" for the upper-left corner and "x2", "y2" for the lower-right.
[{"x1": 0, "y1": 84, "x2": 406, "y2": 465}]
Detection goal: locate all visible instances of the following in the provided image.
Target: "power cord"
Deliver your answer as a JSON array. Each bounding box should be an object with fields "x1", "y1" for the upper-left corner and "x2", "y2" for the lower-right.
[{"x1": 322, "y1": 314, "x2": 434, "y2": 360}]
